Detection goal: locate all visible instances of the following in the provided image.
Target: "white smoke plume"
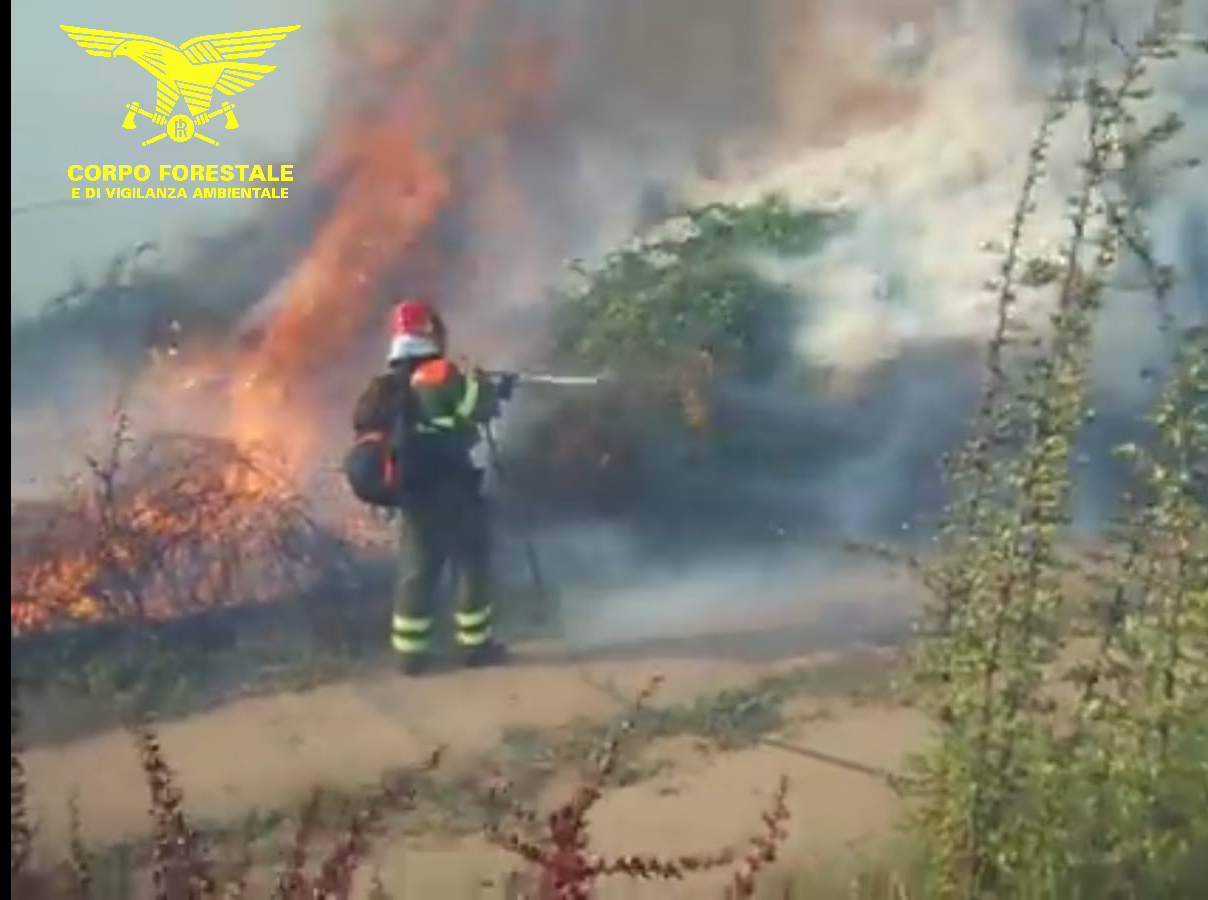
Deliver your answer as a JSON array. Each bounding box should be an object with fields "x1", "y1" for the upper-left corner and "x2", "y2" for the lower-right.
[{"x1": 692, "y1": 0, "x2": 1207, "y2": 387}]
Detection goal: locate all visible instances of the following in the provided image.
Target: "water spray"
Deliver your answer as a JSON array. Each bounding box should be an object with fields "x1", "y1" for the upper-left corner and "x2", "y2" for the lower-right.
[{"x1": 485, "y1": 370, "x2": 615, "y2": 388}]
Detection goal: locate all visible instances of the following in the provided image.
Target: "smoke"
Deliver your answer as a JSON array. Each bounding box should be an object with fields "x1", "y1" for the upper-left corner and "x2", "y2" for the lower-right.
[
  {"x1": 400, "y1": 0, "x2": 795, "y2": 357},
  {"x1": 680, "y1": 0, "x2": 1207, "y2": 538},
  {"x1": 702, "y1": 1, "x2": 1206, "y2": 378},
  {"x1": 11, "y1": 0, "x2": 1207, "y2": 644},
  {"x1": 512, "y1": 0, "x2": 1206, "y2": 640},
  {"x1": 555, "y1": 542, "x2": 917, "y2": 653}
]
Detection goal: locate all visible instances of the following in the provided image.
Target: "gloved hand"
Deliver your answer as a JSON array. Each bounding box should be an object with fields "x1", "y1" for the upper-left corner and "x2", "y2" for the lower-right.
[{"x1": 495, "y1": 371, "x2": 518, "y2": 401}]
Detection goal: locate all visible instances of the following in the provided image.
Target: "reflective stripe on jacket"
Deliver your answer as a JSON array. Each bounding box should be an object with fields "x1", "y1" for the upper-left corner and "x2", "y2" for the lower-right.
[{"x1": 409, "y1": 357, "x2": 497, "y2": 437}]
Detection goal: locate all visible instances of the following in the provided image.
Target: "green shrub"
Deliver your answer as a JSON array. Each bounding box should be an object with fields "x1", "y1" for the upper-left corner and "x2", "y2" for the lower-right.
[
  {"x1": 549, "y1": 196, "x2": 845, "y2": 379},
  {"x1": 900, "y1": 2, "x2": 1208, "y2": 897},
  {"x1": 509, "y1": 197, "x2": 847, "y2": 517}
]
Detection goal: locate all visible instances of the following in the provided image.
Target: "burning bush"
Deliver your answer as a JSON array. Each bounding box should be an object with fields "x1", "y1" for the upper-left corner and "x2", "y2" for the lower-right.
[{"x1": 10, "y1": 416, "x2": 353, "y2": 635}]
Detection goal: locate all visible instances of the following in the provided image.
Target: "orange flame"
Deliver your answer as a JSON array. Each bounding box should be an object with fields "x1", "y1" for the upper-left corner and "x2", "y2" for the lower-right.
[
  {"x1": 12, "y1": 0, "x2": 557, "y2": 635},
  {"x1": 225, "y1": 0, "x2": 554, "y2": 474}
]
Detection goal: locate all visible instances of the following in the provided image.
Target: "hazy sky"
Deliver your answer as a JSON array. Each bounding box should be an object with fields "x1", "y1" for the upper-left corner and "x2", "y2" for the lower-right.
[{"x1": 10, "y1": 0, "x2": 336, "y2": 316}]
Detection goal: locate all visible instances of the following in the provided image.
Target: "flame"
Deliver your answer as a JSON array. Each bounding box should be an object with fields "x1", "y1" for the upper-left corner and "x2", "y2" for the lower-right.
[
  {"x1": 12, "y1": 0, "x2": 557, "y2": 635},
  {"x1": 10, "y1": 433, "x2": 331, "y2": 633},
  {"x1": 224, "y1": 0, "x2": 554, "y2": 474}
]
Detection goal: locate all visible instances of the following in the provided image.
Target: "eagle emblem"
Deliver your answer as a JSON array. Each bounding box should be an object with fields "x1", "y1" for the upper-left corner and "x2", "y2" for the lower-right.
[{"x1": 61, "y1": 26, "x2": 299, "y2": 146}]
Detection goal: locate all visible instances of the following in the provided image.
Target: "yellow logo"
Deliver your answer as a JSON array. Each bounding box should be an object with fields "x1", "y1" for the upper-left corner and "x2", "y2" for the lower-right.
[{"x1": 60, "y1": 25, "x2": 299, "y2": 148}]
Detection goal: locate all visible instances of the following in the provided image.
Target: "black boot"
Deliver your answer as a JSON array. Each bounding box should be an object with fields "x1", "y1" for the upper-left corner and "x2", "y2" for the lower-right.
[
  {"x1": 461, "y1": 640, "x2": 509, "y2": 669},
  {"x1": 398, "y1": 652, "x2": 430, "y2": 677}
]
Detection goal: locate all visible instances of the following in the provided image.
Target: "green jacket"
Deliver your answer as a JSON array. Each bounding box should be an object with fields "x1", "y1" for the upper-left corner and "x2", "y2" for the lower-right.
[{"x1": 353, "y1": 355, "x2": 502, "y2": 491}]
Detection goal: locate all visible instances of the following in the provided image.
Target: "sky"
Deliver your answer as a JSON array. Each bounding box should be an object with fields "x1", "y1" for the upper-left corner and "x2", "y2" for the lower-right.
[{"x1": 10, "y1": 0, "x2": 335, "y2": 316}]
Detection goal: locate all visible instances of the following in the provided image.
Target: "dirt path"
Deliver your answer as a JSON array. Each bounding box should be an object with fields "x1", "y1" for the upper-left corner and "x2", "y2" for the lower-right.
[
  {"x1": 352, "y1": 701, "x2": 926, "y2": 899},
  {"x1": 23, "y1": 620, "x2": 927, "y2": 897}
]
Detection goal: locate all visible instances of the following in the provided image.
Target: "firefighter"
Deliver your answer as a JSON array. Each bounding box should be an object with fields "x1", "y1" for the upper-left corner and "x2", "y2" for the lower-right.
[{"x1": 351, "y1": 299, "x2": 516, "y2": 675}]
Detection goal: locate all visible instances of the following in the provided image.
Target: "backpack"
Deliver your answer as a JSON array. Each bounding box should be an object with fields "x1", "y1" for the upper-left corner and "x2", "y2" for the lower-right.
[{"x1": 342, "y1": 372, "x2": 416, "y2": 508}]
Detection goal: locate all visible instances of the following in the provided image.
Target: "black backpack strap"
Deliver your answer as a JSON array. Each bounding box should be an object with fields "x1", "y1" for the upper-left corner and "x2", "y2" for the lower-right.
[
  {"x1": 387, "y1": 379, "x2": 415, "y2": 460},
  {"x1": 382, "y1": 365, "x2": 421, "y2": 490}
]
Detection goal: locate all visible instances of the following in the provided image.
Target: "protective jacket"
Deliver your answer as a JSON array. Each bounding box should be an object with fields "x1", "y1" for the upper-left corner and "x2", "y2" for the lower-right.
[
  {"x1": 351, "y1": 354, "x2": 503, "y2": 499},
  {"x1": 352, "y1": 353, "x2": 508, "y2": 671}
]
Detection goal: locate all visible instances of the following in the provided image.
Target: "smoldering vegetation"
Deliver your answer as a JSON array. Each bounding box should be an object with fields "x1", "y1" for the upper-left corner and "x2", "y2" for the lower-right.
[{"x1": 10, "y1": 0, "x2": 1208, "y2": 646}]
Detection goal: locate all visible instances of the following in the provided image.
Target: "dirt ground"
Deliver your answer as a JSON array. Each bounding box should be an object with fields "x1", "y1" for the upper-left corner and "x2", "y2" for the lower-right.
[{"x1": 23, "y1": 616, "x2": 928, "y2": 899}]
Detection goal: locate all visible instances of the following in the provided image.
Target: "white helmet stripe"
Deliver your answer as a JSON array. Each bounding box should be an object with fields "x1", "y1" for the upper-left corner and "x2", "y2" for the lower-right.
[{"x1": 388, "y1": 333, "x2": 439, "y2": 362}]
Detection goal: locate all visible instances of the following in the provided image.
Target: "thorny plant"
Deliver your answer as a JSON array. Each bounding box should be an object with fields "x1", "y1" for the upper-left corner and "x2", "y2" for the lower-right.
[
  {"x1": 256, "y1": 746, "x2": 445, "y2": 900},
  {"x1": 899, "y1": 0, "x2": 1208, "y2": 897},
  {"x1": 8, "y1": 692, "x2": 445, "y2": 900},
  {"x1": 481, "y1": 676, "x2": 791, "y2": 899},
  {"x1": 10, "y1": 679, "x2": 788, "y2": 900}
]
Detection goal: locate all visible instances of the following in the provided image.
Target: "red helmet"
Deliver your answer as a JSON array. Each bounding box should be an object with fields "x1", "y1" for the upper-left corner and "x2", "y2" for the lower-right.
[{"x1": 387, "y1": 299, "x2": 444, "y2": 362}]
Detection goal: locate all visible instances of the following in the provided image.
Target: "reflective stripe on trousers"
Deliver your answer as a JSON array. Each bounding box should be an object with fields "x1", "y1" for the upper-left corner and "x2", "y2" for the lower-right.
[
  {"x1": 454, "y1": 606, "x2": 492, "y2": 647},
  {"x1": 391, "y1": 614, "x2": 432, "y2": 655}
]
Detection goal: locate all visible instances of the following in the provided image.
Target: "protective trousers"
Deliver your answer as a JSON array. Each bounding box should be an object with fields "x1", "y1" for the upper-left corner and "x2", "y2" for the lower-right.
[{"x1": 390, "y1": 484, "x2": 494, "y2": 660}]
